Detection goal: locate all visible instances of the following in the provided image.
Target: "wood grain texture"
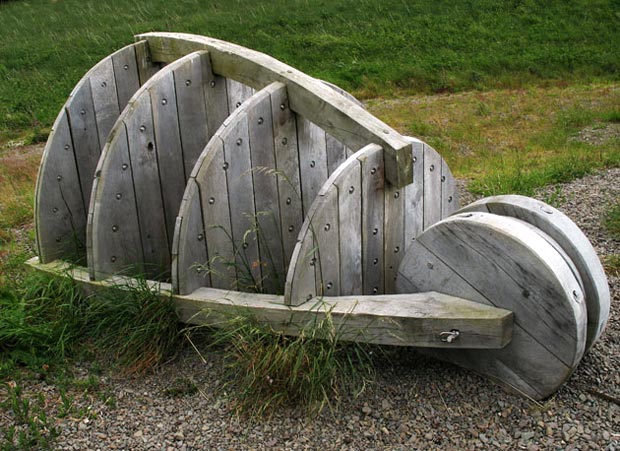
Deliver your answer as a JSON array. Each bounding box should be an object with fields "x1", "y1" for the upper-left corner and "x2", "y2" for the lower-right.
[
  {"x1": 35, "y1": 42, "x2": 160, "y2": 264},
  {"x1": 28, "y1": 257, "x2": 514, "y2": 350},
  {"x1": 457, "y1": 195, "x2": 610, "y2": 352},
  {"x1": 297, "y1": 116, "x2": 329, "y2": 213},
  {"x1": 396, "y1": 212, "x2": 587, "y2": 400},
  {"x1": 34, "y1": 111, "x2": 87, "y2": 263},
  {"x1": 136, "y1": 32, "x2": 413, "y2": 187}
]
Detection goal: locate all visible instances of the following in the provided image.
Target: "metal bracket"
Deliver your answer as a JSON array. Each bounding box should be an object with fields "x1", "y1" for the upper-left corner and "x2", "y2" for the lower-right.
[{"x1": 440, "y1": 329, "x2": 460, "y2": 343}]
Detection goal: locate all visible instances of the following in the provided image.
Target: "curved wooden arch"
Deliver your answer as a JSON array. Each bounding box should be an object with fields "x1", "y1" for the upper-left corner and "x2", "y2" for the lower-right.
[
  {"x1": 284, "y1": 139, "x2": 459, "y2": 306},
  {"x1": 136, "y1": 32, "x2": 414, "y2": 188},
  {"x1": 457, "y1": 195, "x2": 610, "y2": 353},
  {"x1": 396, "y1": 212, "x2": 587, "y2": 400},
  {"x1": 35, "y1": 41, "x2": 160, "y2": 263}
]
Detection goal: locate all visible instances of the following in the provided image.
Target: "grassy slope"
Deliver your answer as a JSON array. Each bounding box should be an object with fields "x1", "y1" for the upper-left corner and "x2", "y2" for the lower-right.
[{"x1": 1, "y1": 0, "x2": 619, "y2": 141}]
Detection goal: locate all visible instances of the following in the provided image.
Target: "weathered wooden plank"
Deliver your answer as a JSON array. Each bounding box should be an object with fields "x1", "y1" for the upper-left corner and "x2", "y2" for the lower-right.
[
  {"x1": 28, "y1": 257, "x2": 514, "y2": 350},
  {"x1": 148, "y1": 69, "x2": 186, "y2": 249},
  {"x1": 172, "y1": 178, "x2": 209, "y2": 295},
  {"x1": 226, "y1": 78, "x2": 255, "y2": 113},
  {"x1": 174, "y1": 52, "x2": 210, "y2": 177},
  {"x1": 404, "y1": 140, "x2": 425, "y2": 247},
  {"x1": 89, "y1": 125, "x2": 143, "y2": 279},
  {"x1": 336, "y1": 158, "x2": 362, "y2": 295},
  {"x1": 313, "y1": 188, "x2": 340, "y2": 296},
  {"x1": 384, "y1": 168, "x2": 405, "y2": 294},
  {"x1": 35, "y1": 111, "x2": 87, "y2": 263},
  {"x1": 199, "y1": 138, "x2": 235, "y2": 289},
  {"x1": 137, "y1": 32, "x2": 413, "y2": 187},
  {"x1": 297, "y1": 117, "x2": 328, "y2": 213},
  {"x1": 423, "y1": 144, "x2": 442, "y2": 229},
  {"x1": 458, "y1": 195, "x2": 610, "y2": 353},
  {"x1": 358, "y1": 145, "x2": 385, "y2": 295},
  {"x1": 284, "y1": 221, "x2": 317, "y2": 306},
  {"x1": 134, "y1": 40, "x2": 160, "y2": 85},
  {"x1": 325, "y1": 133, "x2": 349, "y2": 176},
  {"x1": 246, "y1": 84, "x2": 285, "y2": 293},
  {"x1": 396, "y1": 212, "x2": 586, "y2": 399},
  {"x1": 270, "y1": 86, "x2": 303, "y2": 266},
  {"x1": 111, "y1": 45, "x2": 141, "y2": 110},
  {"x1": 89, "y1": 57, "x2": 120, "y2": 146},
  {"x1": 441, "y1": 157, "x2": 458, "y2": 218},
  {"x1": 123, "y1": 94, "x2": 169, "y2": 279},
  {"x1": 201, "y1": 57, "x2": 229, "y2": 140},
  {"x1": 66, "y1": 79, "x2": 100, "y2": 213},
  {"x1": 220, "y1": 111, "x2": 262, "y2": 291}
]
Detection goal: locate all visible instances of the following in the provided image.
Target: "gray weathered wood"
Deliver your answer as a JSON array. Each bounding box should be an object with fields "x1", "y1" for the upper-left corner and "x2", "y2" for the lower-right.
[
  {"x1": 148, "y1": 69, "x2": 186, "y2": 249},
  {"x1": 220, "y1": 109, "x2": 261, "y2": 290},
  {"x1": 336, "y1": 158, "x2": 362, "y2": 295},
  {"x1": 226, "y1": 78, "x2": 255, "y2": 113},
  {"x1": 270, "y1": 85, "x2": 303, "y2": 266},
  {"x1": 124, "y1": 92, "x2": 170, "y2": 279},
  {"x1": 89, "y1": 125, "x2": 143, "y2": 279},
  {"x1": 174, "y1": 52, "x2": 210, "y2": 177},
  {"x1": 457, "y1": 195, "x2": 610, "y2": 353},
  {"x1": 89, "y1": 57, "x2": 120, "y2": 146},
  {"x1": 314, "y1": 187, "x2": 340, "y2": 296},
  {"x1": 34, "y1": 111, "x2": 87, "y2": 262},
  {"x1": 359, "y1": 145, "x2": 385, "y2": 295},
  {"x1": 404, "y1": 139, "x2": 425, "y2": 247},
  {"x1": 297, "y1": 117, "x2": 329, "y2": 213},
  {"x1": 35, "y1": 42, "x2": 160, "y2": 264},
  {"x1": 441, "y1": 157, "x2": 458, "y2": 218},
  {"x1": 136, "y1": 32, "x2": 413, "y2": 187},
  {"x1": 171, "y1": 178, "x2": 209, "y2": 294},
  {"x1": 111, "y1": 45, "x2": 141, "y2": 110},
  {"x1": 423, "y1": 144, "x2": 442, "y2": 229},
  {"x1": 246, "y1": 85, "x2": 285, "y2": 293},
  {"x1": 384, "y1": 170, "x2": 405, "y2": 294},
  {"x1": 134, "y1": 40, "x2": 160, "y2": 85},
  {"x1": 396, "y1": 212, "x2": 587, "y2": 400},
  {"x1": 28, "y1": 256, "x2": 514, "y2": 350}
]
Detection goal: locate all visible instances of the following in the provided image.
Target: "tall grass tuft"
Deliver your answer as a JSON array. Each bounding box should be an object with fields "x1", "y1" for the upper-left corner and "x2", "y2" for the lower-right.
[
  {"x1": 205, "y1": 309, "x2": 375, "y2": 417},
  {"x1": 604, "y1": 201, "x2": 620, "y2": 241}
]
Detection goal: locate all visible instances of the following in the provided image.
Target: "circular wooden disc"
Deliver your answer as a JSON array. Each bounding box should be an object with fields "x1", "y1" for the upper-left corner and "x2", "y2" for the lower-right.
[
  {"x1": 396, "y1": 212, "x2": 587, "y2": 400},
  {"x1": 457, "y1": 195, "x2": 609, "y2": 352}
]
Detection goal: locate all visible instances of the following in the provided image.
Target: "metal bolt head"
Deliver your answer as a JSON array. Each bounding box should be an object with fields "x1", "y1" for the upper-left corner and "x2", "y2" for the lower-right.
[
  {"x1": 112, "y1": 224, "x2": 119, "y2": 232},
  {"x1": 197, "y1": 234, "x2": 204, "y2": 241},
  {"x1": 222, "y1": 162, "x2": 229, "y2": 170},
  {"x1": 122, "y1": 163, "x2": 128, "y2": 170},
  {"x1": 52, "y1": 207, "x2": 58, "y2": 213},
  {"x1": 324, "y1": 223, "x2": 330, "y2": 231},
  {"x1": 56, "y1": 175, "x2": 62, "y2": 181},
  {"x1": 242, "y1": 242, "x2": 248, "y2": 249},
  {"x1": 286, "y1": 197, "x2": 291, "y2": 205},
  {"x1": 373, "y1": 258, "x2": 378, "y2": 265},
  {"x1": 115, "y1": 193, "x2": 122, "y2": 200},
  {"x1": 413, "y1": 156, "x2": 417, "y2": 163},
  {"x1": 111, "y1": 256, "x2": 117, "y2": 262},
  {"x1": 281, "y1": 137, "x2": 288, "y2": 145},
  {"x1": 372, "y1": 287, "x2": 378, "y2": 294},
  {"x1": 326, "y1": 282, "x2": 333, "y2": 290},
  {"x1": 236, "y1": 138, "x2": 243, "y2": 146},
  {"x1": 185, "y1": 79, "x2": 191, "y2": 86},
  {"x1": 448, "y1": 196, "x2": 453, "y2": 203},
  {"x1": 441, "y1": 175, "x2": 446, "y2": 182},
  {"x1": 80, "y1": 109, "x2": 86, "y2": 115},
  {"x1": 348, "y1": 186, "x2": 355, "y2": 194},
  {"x1": 427, "y1": 262, "x2": 434, "y2": 269},
  {"x1": 280, "y1": 103, "x2": 285, "y2": 110},
  {"x1": 210, "y1": 80, "x2": 216, "y2": 87},
  {"x1": 235, "y1": 101, "x2": 242, "y2": 108},
  {"x1": 394, "y1": 246, "x2": 400, "y2": 253},
  {"x1": 101, "y1": 81, "x2": 107, "y2": 88},
  {"x1": 370, "y1": 167, "x2": 377, "y2": 175},
  {"x1": 372, "y1": 228, "x2": 378, "y2": 235},
  {"x1": 429, "y1": 164, "x2": 435, "y2": 172},
  {"x1": 310, "y1": 161, "x2": 315, "y2": 168},
  {"x1": 139, "y1": 125, "x2": 146, "y2": 132},
  {"x1": 394, "y1": 191, "x2": 400, "y2": 199},
  {"x1": 258, "y1": 117, "x2": 264, "y2": 125},
  {"x1": 123, "y1": 64, "x2": 129, "y2": 70},
  {"x1": 288, "y1": 225, "x2": 294, "y2": 232},
  {"x1": 64, "y1": 144, "x2": 70, "y2": 150},
  {"x1": 161, "y1": 98, "x2": 168, "y2": 105},
  {"x1": 209, "y1": 197, "x2": 215, "y2": 205}
]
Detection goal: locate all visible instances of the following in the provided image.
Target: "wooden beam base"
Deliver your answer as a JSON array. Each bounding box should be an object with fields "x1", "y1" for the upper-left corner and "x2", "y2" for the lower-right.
[{"x1": 26, "y1": 257, "x2": 513, "y2": 349}]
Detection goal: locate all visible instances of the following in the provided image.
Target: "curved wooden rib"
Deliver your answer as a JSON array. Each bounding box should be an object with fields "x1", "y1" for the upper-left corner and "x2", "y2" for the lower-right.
[
  {"x1": 173, "y1": 81, "x2": 357, "y2": 295},
  {"x1": 285, "y1": 140, "x2": 459, "y2": 306},
  {"x1": 457, "y1": 195, "x2": 610, "y2": 352},
  {"x1": 396, "y1": 212, "x2": 587, "y2": 400},
  {"x1": 88, "y1": 51, "x2": 254, "y2": 280},
  {"x1": 35, "y1": 41, "x2": 160, "y2": 263},
  {"x1": 136, "y1": 32, "x2": 414, "y2": 188}
]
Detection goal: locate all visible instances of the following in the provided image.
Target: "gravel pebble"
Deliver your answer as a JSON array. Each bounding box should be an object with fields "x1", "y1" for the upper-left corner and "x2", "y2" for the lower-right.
[{"x1": 2, "y1": 168, "x2": 620, "y2": 450}]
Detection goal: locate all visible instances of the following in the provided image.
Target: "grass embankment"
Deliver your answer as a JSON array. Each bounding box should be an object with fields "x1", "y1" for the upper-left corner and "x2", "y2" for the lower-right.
[{"x1": 1, "y1": 0, "x2": 619, "y2": 143}]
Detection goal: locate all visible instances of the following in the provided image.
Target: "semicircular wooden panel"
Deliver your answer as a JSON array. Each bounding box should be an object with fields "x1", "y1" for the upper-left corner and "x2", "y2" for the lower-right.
[
  {"x1": 35, "y1": 41, "x2": 161, "y2": 264},
  {"x1": 88, "y1": 50, "x2": 256, "y2": 280},
  {"x1": 284, "y1": 139, "x2": 460, "y2": 306},
  {"x1": 456, "y1": 195, "x2": 610, "y2": 353},
  {"x1": 172, "y1": 79, "x2": 365, "y2": 295},
  {"x1": 395, "y1": 212, "x2": 587, "y2": 400}
]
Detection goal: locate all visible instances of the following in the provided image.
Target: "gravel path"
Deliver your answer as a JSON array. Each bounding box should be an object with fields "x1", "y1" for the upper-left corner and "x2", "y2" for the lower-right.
[{"x1": 2, "y1": 169, "x2": 620, "y2": 451}]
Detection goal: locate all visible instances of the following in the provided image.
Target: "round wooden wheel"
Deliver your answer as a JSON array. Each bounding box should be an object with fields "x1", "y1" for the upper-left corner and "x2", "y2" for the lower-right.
[
  {"x1": 395, "y1": 211, "x2": 587, "y2": 400},
  {"x1": 457, "y1": 195, "x2": 609, "y2": 353}
]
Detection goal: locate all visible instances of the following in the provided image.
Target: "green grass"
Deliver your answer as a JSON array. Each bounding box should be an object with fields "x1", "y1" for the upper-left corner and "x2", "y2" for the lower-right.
[
  {"x1": 1, "y1": 0, "x2": 619, "y2": 142},
  {"x1": 202, "y1": 310, "x2": 375, "y2": 417}
]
